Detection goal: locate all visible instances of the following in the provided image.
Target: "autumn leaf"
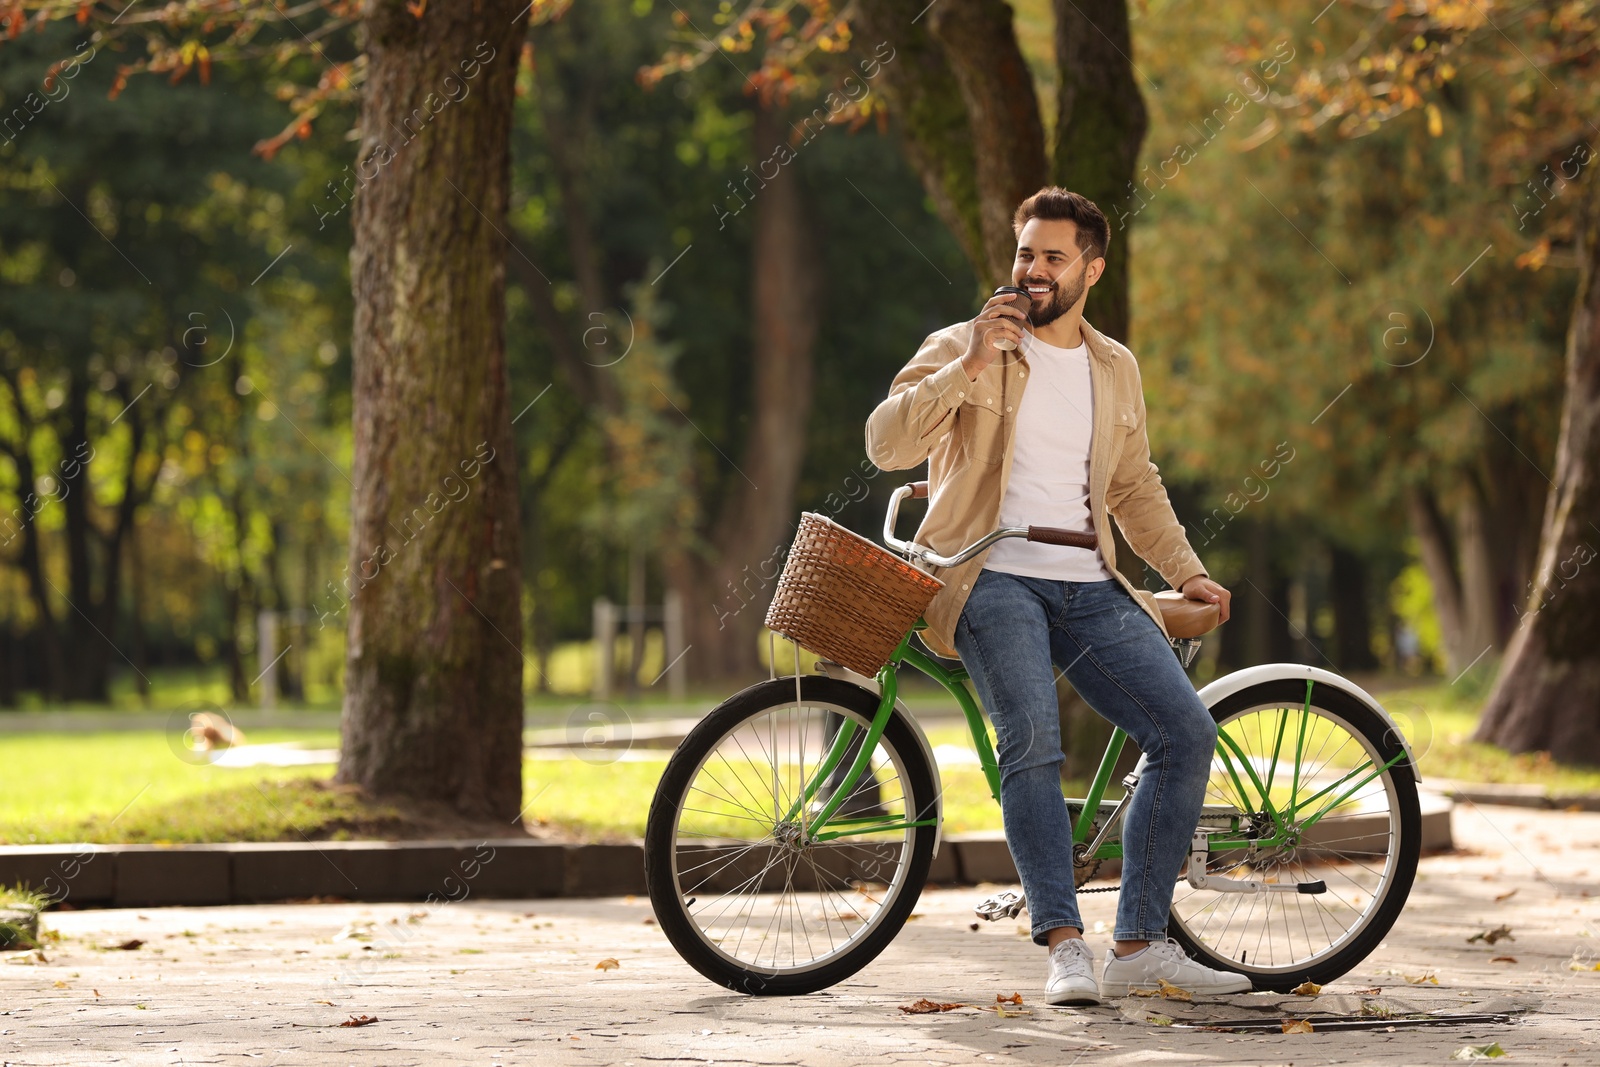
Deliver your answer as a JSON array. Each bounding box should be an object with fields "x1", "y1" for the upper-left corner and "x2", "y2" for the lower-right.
[
  {"x1": 339, "y1": 1015, "x2": 378, "y2": 1028},
  {"x1": 1404, "y1": 971, "x2": 1439, "y2": 984},
  {"x1": 1282, "y1": 1018, "x2": 1315, "y2": 1034},
  {"x1": 1491, "y1": 956, "x2": 1517, "y2": 963},
  {"x1": 1493, "y1": 888, "x2": 1518, "y2": 903},
  {"x1": 899, "y1": 998, "x2": 967, "y2": 1014},
  {"x1": 594, "y1": 958, "x2": 620, "y2": 971},
  {"x1": 110, "y1": 939, "x2": 144, "y2": 951},
  {"x1": 1291, "y1": 981, "x2": 1322, "y2": 995},
  {"x1": 1450, "y1": 1043, "x2": 1506, "y2": 1060},
  {"x1": 1466, "y1": 925, "x2": 1514, "y2": 946},
  {"x1": 996, "y1": 993, "x2": 1023, "y2": 1005},
  {"x1": 1129, "y1": 979, "x2": 1192, "y2": 1002}
]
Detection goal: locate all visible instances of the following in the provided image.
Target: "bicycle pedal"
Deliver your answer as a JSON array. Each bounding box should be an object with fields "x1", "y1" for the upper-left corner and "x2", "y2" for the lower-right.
[{"x1": 973, "y1": 890, "x2": 1026, "y2": 922}]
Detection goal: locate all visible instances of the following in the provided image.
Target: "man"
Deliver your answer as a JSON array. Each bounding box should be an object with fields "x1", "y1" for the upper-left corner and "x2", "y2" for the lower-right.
[{"x1": 864, "y1": 187, "x2": 1250, "y2": 1005}]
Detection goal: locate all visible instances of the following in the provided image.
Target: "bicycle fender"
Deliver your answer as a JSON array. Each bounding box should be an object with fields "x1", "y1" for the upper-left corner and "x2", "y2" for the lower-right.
[
  {"x1": 813, "y1": 663, "x2": 946, "y2": 859},
  {"x1": 1193, "y1": 663, "x2": 1422, "y2": 782}
]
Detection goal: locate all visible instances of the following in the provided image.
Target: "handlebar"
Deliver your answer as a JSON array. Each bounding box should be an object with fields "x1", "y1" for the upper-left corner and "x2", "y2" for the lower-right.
[{"x1": 883, "y1": 482, "x2": 1098, "y2": 568}]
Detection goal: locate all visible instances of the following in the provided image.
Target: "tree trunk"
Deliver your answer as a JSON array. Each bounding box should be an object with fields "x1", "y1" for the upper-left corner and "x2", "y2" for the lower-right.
[
  {"x1": 851, "y1": 0, "x2": 987, "y2": 281},
  {"x1": 1475, "y1": 182, "x2": 1600, "y2": 762},
  {"x1": 670, "y1": 101, "x2": 820, "y2": 684},
  {"x1": 1329, "y1": 544, "x2": 1379, "y2": 671},
  {"x1": 338, "y1": 1, "x2": 528, "y2": 820},
  {"x1": 1052, "y1": 0, "x2": 1148, "y2": 340},
  {"x1": 924, "y1": 0, "x2": 1048, "y2": 288}
]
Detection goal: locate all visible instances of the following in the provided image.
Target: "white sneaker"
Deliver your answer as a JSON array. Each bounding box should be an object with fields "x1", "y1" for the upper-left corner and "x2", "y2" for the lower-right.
[
  {"x1": 1044, "y1": 938, "x2": 1102, "y2": 1006},
  {"x1": 1100, "y1": 939, "x2": 1252, "y2": 997}
]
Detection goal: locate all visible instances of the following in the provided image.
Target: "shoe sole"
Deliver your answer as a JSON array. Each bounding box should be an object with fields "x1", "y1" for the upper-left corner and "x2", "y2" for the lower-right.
[
  {"x1": 1044, "y1": 986, "x2": 1103, "y2": 1006},
  {"x1": 1101, "y1": 979, "x2": 1253, "y2": 997}
]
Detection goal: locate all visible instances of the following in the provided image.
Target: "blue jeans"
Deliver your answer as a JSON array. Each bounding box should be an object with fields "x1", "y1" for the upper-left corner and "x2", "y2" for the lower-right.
[{"x1": 953, "y1": 569, "x2": 1217, "y2": 945}]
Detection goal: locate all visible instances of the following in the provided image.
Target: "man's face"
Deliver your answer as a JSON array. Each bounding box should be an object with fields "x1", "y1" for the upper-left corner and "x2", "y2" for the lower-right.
[{"x1": 1011, "y1": 217, "x2": 1102, "y2": 329}]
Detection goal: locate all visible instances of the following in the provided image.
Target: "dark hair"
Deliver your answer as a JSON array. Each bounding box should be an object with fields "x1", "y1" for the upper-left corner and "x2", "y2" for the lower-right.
[{"x1": 1012, "y1": 187, "x2": 1110, "y2": 264}]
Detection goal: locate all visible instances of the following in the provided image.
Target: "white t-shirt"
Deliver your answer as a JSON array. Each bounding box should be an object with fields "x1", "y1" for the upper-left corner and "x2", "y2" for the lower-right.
[{"x1": 981, "y1": 331, "x2": 1115, "y2": 582}]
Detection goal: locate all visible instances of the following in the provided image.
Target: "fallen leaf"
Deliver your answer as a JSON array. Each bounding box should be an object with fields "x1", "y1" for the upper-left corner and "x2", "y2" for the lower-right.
[
  {"x1": 1467, "y1": 924, "x2": 1514, "y2": 946},
  {"x1": 338, "y1": 1015, "x2": 378, "y2": 1028},
  {"x1": 315, "y1": 1000, "x2": 334, "y2": 1006},
  {"x1": 1352, "y1": 986, "x2": 1382, "y2": 995},
  {"x1": 333, "y1": 922, "x2": 375, "y2": 943},
  {"x1": 1128, "y1": 979, "x2": 1191, "y2": 1002},
  {"x1": 1148, "y1": 1013, "x2": 1174, "y2": 1027},
  {"x1": 1282, "y1": 1018, "x2": 1314, "y2": 1034},
  {"x1": 993, "y1": 1004, "x2": 1031, "y2": 1018},
  {"x1": 642, "y1": 918, "x2": 656, "y2": 926},
  {"x1": 1493, "y1": 888, "x2": 1518, "y2": 903},
  {"x1": 52, "y1": 980, "x2": 68, "y2": 989},
  {"x1": 111, "y1": 939, "x2": 144, "y2": 951},
  {"x1": 594, "y1": 958, "x2": 620, "y2": 971},
  {"x1": 969, "y1": 922, "x2": 980, "y2": 932},
  {"x1": 1450, "y1": 1042, "x2": 1506, "y2": 1060},
  {"x1": 92, "y1": 989, "x2": 101, "y2": 998},
  {"x1": 1404, "y1": 972, "x2": 1439, "y2": 984},
  {"x1": 1491, "y1": 956, "x2": 1517, "y2": 964},
  {"x1": 996, "y1": 992, "x2": 1024, "y2": 1005},
  {"x1": 899, "y1": 998, "x2": 967, "y2": 1014},
  {"x1": 1291, "y1": 981, "x2": 1322, "y2": 996}
]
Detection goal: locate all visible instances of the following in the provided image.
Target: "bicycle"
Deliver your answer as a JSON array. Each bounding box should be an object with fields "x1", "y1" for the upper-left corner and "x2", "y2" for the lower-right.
[{"x1": 644, "y1": 481, "x2": 1422, "y2": 996}]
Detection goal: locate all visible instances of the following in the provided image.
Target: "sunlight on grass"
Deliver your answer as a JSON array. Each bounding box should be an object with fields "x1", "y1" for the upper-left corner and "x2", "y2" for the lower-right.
[
  {"x1": 3, "y1": 676, "x2": 1597, "y2": 844},
  {"x1": 0, "y1": 730, "x2": 339, "y2": 844}
]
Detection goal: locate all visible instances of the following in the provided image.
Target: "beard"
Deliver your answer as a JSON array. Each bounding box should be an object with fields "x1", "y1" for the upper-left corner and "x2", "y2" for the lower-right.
[{"x1": 1024, "y1": 262, "x2": 1088, "y2": 329}]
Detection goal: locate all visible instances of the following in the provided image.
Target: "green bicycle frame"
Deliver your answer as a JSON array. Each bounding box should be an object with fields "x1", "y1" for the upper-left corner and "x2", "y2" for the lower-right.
[{"x1": 784, "y1": 623, "x2": 1402, "y2": 861}]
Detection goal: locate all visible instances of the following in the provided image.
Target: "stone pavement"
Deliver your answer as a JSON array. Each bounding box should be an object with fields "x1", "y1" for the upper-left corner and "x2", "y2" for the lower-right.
[{"x1": 3, "y1": 805, "x2": 1598, "y2": 1067}]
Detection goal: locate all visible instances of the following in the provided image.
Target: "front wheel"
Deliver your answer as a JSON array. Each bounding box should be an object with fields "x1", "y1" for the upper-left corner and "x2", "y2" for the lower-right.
[
  {"x1": 1167, "y1": 678, "x2": 1421, "y2": 992},
  {"x1": 644, "y1": 676, "x2": 938, "y2": 996}
]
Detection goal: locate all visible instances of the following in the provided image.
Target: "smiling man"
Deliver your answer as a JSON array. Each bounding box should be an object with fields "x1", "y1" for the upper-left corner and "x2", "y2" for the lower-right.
[{"x1": 865, "y1": 187, "x2": 1248, "y2": 1005}]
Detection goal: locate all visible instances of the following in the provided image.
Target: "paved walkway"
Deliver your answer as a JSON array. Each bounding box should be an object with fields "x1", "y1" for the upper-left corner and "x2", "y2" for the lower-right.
[{"x1": 4, "y1": 805, "x2": 1598, "y2": 1066}]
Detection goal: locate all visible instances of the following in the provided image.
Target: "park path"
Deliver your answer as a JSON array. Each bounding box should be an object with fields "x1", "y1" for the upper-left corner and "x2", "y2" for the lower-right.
[{"x1": 3, "y1": 805, "x2": 1597, "y2": 1067}]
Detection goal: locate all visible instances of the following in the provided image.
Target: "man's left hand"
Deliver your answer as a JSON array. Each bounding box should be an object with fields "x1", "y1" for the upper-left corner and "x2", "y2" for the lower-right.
[{"x1": 1179, "y1": 576, "x2": 1231, "y2": 624}]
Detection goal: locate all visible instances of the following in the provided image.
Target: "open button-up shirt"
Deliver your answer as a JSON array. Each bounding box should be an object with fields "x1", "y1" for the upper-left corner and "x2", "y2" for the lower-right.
[{"x1": 865, "y1": 317, "x2": 1208, "y2": 658}]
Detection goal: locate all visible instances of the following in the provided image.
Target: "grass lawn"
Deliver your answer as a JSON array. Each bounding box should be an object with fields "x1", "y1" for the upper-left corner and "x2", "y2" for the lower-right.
[{"x1": 2, "y1": 678, "x2": 1597, "y2": 845}]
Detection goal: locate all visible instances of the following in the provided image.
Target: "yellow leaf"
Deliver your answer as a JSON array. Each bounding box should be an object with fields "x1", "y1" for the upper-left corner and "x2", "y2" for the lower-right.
[
  {"x1": 1426, "y1": 103, "x2": 1443, "y2": 137},
  {"x1": 1156, "y1": 979, "x2": 1193, "y2": 1002},
  {"x1": 594, "y1": 957, "x2": 620, "y2": 971},
  {"x1": 1291, "y1": 981, "x2": 1322, "y2": 995},
  {"x1": 1283, "y1": 1018, "x2": 1315, "y2": 1034}
]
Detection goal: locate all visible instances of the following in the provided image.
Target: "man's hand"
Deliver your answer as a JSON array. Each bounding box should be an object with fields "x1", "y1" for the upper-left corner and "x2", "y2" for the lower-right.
[
  {"x1": 1179, "y1": 576, "x2": 1231, "y2": 624},
  {"x1": 960, "y1": 291, "x2": 1029, "y2": 380}
]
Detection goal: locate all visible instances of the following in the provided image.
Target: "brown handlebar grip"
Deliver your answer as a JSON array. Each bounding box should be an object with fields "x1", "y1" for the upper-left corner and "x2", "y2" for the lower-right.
[
  {"x1": 1026, "y1": 525, "x2": 1098, "y2": 550},
  {"x1": 909, "y1": 481, "x2": 929, "y2": 499}
]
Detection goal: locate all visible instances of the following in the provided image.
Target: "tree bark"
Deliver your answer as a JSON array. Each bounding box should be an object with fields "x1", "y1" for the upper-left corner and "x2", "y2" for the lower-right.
[
  {"x1": 925, "y1": 0, "x2": 1049, "y2": 288},
  {"x1": 669, "y1": 101, "x2": 820, "y2": 683},
  {"x1": 338, "y1": 1, "x2": 528, "y2": 820},
  {"x1": 1475, "y1": 181, "x2": 1600, "y2": 762},
  {"x1": 1052, "y1": 0, "x2": 1148, "y2": 340},
  {"x1": 850, "y1": 0, "x2": 986, "y2": 282}
]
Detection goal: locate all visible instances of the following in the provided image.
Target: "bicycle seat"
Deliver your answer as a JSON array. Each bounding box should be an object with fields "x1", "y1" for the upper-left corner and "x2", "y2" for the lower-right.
[{"x1": 1154, "y1": 590, "x2": 1221, "y2": 639}]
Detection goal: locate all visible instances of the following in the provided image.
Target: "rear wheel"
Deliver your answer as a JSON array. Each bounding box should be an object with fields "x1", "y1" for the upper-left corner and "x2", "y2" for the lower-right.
[
  {"x1": 1167, "y1": 679, "x2": 1421, "y2": 992},
  {"x1": 644, "y1": 676, "x2": 938, "y2": 996}
]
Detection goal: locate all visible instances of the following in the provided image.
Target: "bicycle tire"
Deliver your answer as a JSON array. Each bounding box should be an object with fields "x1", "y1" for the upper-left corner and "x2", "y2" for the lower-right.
[
  {"x1": 645, "y1": 676, "x2": 938, "y2": 996},
  {"x1": 1167, "y1": 678, "x2": 1421, "y2": 991}
]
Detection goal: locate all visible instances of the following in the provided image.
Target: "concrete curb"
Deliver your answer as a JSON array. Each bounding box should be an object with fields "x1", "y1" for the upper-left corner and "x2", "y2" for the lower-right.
[
  {"x1": 1439, "y1": 781, "x2": 1600, "y2": 812},
  {"x1": 0, "y1": 798, "x2": 1456, "y2": 909}
]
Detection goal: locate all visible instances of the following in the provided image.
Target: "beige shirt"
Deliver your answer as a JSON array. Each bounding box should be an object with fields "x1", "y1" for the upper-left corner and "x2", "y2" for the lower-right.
[{"x1": 864, "y1": 317, "x2": 1208, "y2": 658}]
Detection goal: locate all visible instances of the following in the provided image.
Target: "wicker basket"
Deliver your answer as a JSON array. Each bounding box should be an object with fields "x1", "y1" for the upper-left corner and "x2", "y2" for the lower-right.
[{"x1": 764, "y1": 512, "x2": 945, "y2": 678}]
